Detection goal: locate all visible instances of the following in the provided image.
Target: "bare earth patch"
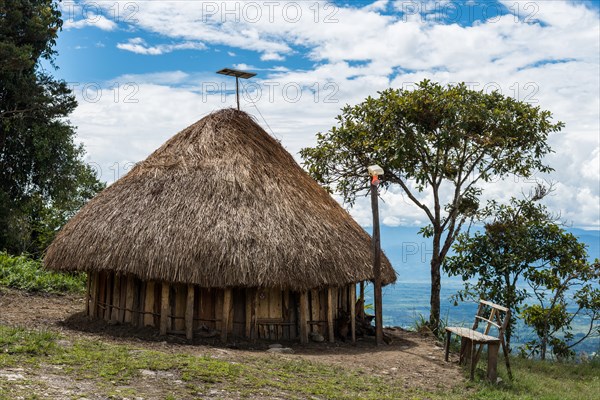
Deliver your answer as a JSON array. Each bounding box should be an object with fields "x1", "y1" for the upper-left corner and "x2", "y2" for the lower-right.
[{"x1": 0, "y1": 288, "x2": 465, "y2": 398}]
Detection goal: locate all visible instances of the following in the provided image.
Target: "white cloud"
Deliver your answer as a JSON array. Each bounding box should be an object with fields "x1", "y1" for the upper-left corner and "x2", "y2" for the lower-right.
[
  {"x1": 116, "y1": 37, "x2": 206, "y2": 55},
  {"x1": 261, "y1": 52, "x2": 285, "y2": 61},
  {"x1": 64, "y1": 15, "x2": 117, "y2": 31},
  {"x1": 113, "y1": 71, "x2": 190, "y2": 85}
]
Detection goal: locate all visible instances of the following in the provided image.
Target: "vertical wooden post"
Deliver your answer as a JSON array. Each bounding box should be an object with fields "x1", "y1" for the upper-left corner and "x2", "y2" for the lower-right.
[
  {"x1": 327, "y1": 287, "x2": 335, "y2": 343},
  {"x1": 221, "y1": 288, "x2": 232, "y2": 342},
  {"x1": 175, "y1": 285, "x2": 186, "y2": 331},
  {"x1": 97, "y1": 272, "x2": 106, "y2": 319},
  {"x1": 371, "y1": 179, "x2": 384, "y2": 346},
  {"x1": 185, "y1": 284, "x2": 195, "y2": 340},
  {"x1": 160, "y1": 282, "x2": 170, "y2": 336},
  {"x1": 299, "y1": 291, "x2": 309, "y2": 344},
  {"x1": 350, "y1": 283, "x2": 356, "y2": 343},
  {"x1": 105, "y1": 271, "x2": 114, "y2": 321},
  {"x1": 245, "y1": 288, "x2": 253, "y2": 338},
  {"x1": 252, "y1": 289, "x2": 259, "y2": 340},
  {"x1": 90, "y1": 272, "x2": 99, "y2": 318},
  {"x1": 112, "y1": 273, "x2": 121, "y2": 323},
  {"x1": 125, "y1": 275, "x2": 135, "y2": 323},
  {"x1": 85, "y1": 273, "x2": 91, "y2": 316},
  {"x1": 144, "y1": 281, "x2": 155, "y2": 327},
  {"x1": 132, "y1": 279, "x2": 141, "y2": 327},
  {"x1": 215, "y1": 290, "x2": 223, "y2": 332},
  {"x1": 118, "y1": 279, "x2": 126, "y2": 322},
  {"x1": 283, "y1": 289, "x2": 290, "y2": 339},
  {"x1": 310, "y1": 289, "x2": 319, "y2": 333}
]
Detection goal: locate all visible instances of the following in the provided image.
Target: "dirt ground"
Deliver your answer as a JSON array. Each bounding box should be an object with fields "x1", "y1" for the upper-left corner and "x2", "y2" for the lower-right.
[{"x1": 0, "y1": 288, "x2": 465, "y2": 398}]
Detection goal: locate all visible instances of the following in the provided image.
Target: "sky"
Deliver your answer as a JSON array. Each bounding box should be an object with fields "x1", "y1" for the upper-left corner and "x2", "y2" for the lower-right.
[{"x1": 48, "y1": 0, "x2": 600, "y2": 230}]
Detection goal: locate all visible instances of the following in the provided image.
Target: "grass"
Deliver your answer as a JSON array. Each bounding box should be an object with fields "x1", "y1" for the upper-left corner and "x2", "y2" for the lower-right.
[
  {"x1": 0, "y1": 252, "x2": 85, "y2": 294},
  {"x1": 0, "y1": 324, "x2": 446, "y2": 399},
  {"x1": 0, "y1": 324, "x2": 598, "y2": 399},
  {"x1": 470, "y1": 356, "x2": 600, "y2": 400}
]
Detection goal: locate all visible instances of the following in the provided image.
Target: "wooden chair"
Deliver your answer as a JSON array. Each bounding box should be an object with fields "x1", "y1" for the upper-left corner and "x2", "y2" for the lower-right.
[{"x1": 444, "y1": 300, "x2": 512, "y2": 382}]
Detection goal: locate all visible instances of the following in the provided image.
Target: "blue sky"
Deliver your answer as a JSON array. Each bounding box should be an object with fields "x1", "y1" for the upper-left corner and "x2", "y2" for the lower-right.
[{"x1": 49, "y1": 0, "x2": 600, "y2": 229}]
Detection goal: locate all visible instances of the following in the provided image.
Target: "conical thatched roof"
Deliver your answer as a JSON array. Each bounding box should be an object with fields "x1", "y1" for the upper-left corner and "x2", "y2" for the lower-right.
[{"x1": 44, "y1": 109, "x2": 396, "y2": 290}]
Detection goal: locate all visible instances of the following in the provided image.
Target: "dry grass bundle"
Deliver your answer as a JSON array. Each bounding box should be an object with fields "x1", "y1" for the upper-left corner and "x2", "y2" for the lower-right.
[{"x1": 44, "y1": 109, "x2": 396, "y2": 290}]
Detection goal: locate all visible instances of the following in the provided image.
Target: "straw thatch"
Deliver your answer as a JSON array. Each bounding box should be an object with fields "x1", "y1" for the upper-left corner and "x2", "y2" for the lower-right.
[{"x1": 44, "y1": 109, "x2": 396, "y2": 290}]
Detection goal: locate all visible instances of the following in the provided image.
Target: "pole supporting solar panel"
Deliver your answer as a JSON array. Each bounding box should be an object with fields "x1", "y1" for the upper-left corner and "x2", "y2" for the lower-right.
[{"x1": 217, "y1": 68, "x2": 257, "y2": 110}]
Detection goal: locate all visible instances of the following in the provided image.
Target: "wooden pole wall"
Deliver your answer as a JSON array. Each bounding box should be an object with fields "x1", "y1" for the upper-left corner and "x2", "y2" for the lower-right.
[{"x1": 86, "y1": 275, "x2": 328, "y2": 344}]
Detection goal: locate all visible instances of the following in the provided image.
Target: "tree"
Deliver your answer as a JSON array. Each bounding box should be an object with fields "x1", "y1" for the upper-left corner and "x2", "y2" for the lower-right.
[
  {"x1": 300, "y1": 80, "x2": 563, "y2": 332},
  {"x1": 0, "y1": 0, "x2": 104, "y2": 254},
  {"x1": 445, "y1": 189, "x2": 599, "y2": 359}
]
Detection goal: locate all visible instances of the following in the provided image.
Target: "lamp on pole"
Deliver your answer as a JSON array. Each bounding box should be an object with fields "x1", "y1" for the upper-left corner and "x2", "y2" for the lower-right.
[
  {"x1": 216, "y1": 68, "x2": 257, "y2": 110},
  {"x1": 368, "y1": 164, "x2": 384, "y2": 346}
]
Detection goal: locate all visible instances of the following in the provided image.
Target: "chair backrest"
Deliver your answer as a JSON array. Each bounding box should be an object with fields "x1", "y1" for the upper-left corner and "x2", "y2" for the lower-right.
[{"x1": 471, "y1": 299, "x2": 511, "y2": 339}]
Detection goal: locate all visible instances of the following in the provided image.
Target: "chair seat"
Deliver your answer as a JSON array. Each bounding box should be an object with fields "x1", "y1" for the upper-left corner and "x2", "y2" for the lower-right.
[{"x1": 446, "y1": 327, "x2": 500, "y2": 343}]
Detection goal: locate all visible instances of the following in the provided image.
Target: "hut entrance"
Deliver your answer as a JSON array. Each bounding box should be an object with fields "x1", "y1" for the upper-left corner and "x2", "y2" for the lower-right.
[{"x1": 87, "y1": 271, "x2": 359, "y2": 343}]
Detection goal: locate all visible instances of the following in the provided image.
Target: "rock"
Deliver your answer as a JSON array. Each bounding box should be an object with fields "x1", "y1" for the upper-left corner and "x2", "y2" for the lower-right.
[
  {"x1": 309, "y1": 332, "x2": 325, "y2": 342},
  {"x1": 0, "y1": 372, "x2": 25, "y2": 381},
  {"x1": 140, "y1": 369, "x2": 156, "y2": 377},
  {"x1": 268, "y1": 343, "x2": 283, "y2": 349},
  {"x1": 56, "y1": 340, "x2": 72, "y2": 348},
  {"x1": 266, "y1": 347, "x2": 295, "y2": 354}
]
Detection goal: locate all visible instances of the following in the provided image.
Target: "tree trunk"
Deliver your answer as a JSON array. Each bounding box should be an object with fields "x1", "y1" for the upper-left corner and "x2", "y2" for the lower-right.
[
  {"x1": 429, "y1": 227, "x2": 442, "y2": 333},
  {"x1": 540, "y1": 334, "x2": 547, "y2": 360},
  {"x1": 429, "y1": 255, "x2": 442, "y2": 333}
]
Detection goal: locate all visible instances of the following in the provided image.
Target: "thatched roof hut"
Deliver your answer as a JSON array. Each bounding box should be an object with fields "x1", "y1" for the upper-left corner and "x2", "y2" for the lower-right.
[{"x1": 44, "y1": 109, "x2": 396, "y2": 342}]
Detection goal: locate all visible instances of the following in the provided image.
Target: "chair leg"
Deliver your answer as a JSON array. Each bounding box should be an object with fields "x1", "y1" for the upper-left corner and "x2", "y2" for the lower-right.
[
  {"x1": 473, "y1": 340, "x2": 484, "y2": 366},
  {"x1": 487, "y1": 342, "x2": 499, "y2": 383},
  {"x1": 501, "y1": 338, "x2": 513, "y2": 380},
  {"x1": 470, "y1": 340, "x2": 476, "y2": 380},
  {"x1": 445, "y1": 331, "x2": 451, "y2": 362},
  {"x1": 460, "y1": 337, "x2": 469, "y2": 365}
]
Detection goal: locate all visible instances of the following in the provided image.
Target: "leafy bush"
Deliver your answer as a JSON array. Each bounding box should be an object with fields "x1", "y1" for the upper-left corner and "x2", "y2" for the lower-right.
[{"x1": 0, "y1": 252, "x2": 85, "y2": 294}]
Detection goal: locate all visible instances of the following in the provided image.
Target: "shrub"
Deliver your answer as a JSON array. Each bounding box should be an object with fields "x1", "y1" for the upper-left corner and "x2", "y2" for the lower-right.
[{"x1": 0, "y1": 252, "x2": 85, "y2": 294}]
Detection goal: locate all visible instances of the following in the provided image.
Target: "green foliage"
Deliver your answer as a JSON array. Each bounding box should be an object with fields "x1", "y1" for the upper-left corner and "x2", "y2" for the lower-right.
[
  {"x1": 444, "y1": 191, "x2": 600, "y2": 360},
  {"x1": 0, "y1": 0, "x2": 105, "y2": 255},
  {"x1": 411, "y1": 311, "x2": 460, "y2": 349},
  {"x1": 301, "y1": 80, "x2": 563, "y2": 330},
  {"x1": 0, "y1": 251, "x2": 85, "y2": 293}
]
